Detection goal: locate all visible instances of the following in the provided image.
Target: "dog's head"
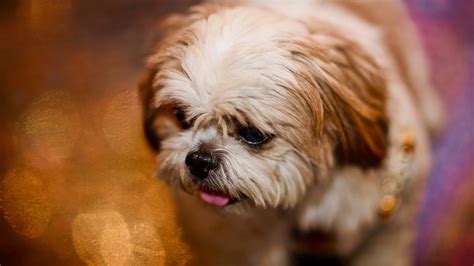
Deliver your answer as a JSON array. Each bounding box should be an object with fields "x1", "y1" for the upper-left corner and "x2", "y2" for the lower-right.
[{"x1": 140, "y1": 5, "x2": 388, "y2": 211}]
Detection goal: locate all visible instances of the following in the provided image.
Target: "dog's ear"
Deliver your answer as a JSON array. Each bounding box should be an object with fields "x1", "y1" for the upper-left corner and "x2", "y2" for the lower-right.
[
  {"x1": 284, "y1": 33, "x2": 389, "y2": 168},
  {"x1": 139, "y1": 51, "x2": 190, "y2": 151},
  {"x1": 139, "y1": 4, "x2": 225, "y2": 151},
  {"x1": 138, "y1": 66, "x2": 161, "y2": 151},
  {"x1": 138, "y1": 8, "x2": 195, "y2": 146}
]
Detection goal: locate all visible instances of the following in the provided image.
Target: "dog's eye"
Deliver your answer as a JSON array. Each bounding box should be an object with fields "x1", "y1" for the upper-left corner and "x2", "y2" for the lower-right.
[
  {"x1": 238, "y1": 127, "x2": 269, "y2": 145},
  {"x1": 174, "y1": 108, "x2": 190, "y2": 129}
]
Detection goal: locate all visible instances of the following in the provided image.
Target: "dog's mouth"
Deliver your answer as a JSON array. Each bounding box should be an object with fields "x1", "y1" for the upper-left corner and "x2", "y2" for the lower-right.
[{"x1": 198, "y1": 187, "x2": 239, "y2": 207}]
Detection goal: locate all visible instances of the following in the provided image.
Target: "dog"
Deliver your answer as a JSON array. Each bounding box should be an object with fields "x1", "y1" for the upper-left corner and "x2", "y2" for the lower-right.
[{"x1": 139, "y1": 0, "x2": 443, "y2": 265}]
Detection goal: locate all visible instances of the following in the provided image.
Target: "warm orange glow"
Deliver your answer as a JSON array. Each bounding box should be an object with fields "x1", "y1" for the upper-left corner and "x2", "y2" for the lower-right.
[
  {"x1": 17, "y1": 91, "x2": 80, "y2": 166},
  {"x1": 1, "y1": 168, "x2": 51, "y2": 238},
  {"x1": 72, "y1": 210, "x2": 133, "y2": 265},
  {"x1": 1, "y1": 0, "x2": 197, "y2": 264},
  {"x1": 102, "y1": 89, "x2": 148, "y2": 160},
  {"x1": 22, "y1": 0, "x2": 73, "y2": 36}
]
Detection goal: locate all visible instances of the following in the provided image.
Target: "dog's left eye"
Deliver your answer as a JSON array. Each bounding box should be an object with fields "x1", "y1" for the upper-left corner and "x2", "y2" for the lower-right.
[
  {"x1": 174, "y1": 108, "x2": 190, "y2": 129},
  {"x1": 238, "y1": 127, "x2": 269, "y2": 145}
]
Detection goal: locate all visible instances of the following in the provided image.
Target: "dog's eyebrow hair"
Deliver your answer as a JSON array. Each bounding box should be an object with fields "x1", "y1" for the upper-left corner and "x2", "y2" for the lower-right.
[{"x1": 272, "y1": 122, "x2": 299, "y2": 129}]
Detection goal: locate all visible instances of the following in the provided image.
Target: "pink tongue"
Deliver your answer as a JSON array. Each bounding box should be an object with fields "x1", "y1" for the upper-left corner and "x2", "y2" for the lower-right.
[{"x1": 199, "y1": 191, "x2": 231, "y2": 207}]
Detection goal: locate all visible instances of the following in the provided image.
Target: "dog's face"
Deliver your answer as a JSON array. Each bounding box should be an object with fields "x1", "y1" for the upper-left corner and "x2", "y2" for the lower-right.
[{"x1": 140, "y1": 6, "x2": 388, "y2": 211}]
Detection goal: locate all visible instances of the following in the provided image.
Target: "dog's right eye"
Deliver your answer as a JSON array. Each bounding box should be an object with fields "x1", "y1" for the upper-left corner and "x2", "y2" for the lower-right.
[
  {"x1": 238, "y1": 127, "x2": 269, "y2": 145},
  {"x1": 174, "y1": 108, "x2": 190, "y2": 129}
]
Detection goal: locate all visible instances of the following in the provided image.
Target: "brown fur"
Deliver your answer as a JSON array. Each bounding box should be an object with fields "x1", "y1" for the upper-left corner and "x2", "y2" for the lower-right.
[{"x1": 283, "y1": 32, "x2": 388, "y2": 168}]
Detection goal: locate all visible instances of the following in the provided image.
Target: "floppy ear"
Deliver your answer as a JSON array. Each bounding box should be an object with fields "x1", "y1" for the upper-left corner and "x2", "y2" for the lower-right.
[
  {"x1": 139, "y1": 4, "x2": 224, "y2": 151},
  {"x1": 285, "y1": 33, "x2": 389, "y2": 168},
  {"x1": 139, "y1": 50, "x2": 189, "y2": 151},
  {"x1": 138, "y1": 66, "x2": 161, "y2": 151},
  {"x1": 139, "y1": 62, "x2": 187, "y2": 151}
]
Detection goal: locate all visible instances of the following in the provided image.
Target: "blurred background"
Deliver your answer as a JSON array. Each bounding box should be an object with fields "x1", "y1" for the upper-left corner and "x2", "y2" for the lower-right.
[{"x1": 0, "y1": 0, "x2": 472, "y2": 265}]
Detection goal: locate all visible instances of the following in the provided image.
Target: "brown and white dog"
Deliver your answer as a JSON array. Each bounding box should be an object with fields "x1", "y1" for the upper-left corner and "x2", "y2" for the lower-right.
[{"x1": 139, "y1": 1, "x2": 443, "y2": 265}]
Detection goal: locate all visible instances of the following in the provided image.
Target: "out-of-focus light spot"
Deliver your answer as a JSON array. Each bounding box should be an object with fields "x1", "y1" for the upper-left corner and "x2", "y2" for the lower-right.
[
  {"x1": 379, "y1": 194, "x2": 397, "y2": 221},
  {"x1": 17, "y1": 91, "x2": 80, "y2": 166},
  {"x1": 129, "y1": 223, "x2": 166, "y2": 266},
  {"x1": 102, "y1": 90, "x2": 147, "y2": 159},
  {"x1": 401, "y1": 129, "x2": 416, "y2": 160},
  {"x1": 72, "y1": 210, "x2": 132, "y2": 266},
  {"x1": 1, "y1": 168, "x2": 51, "y2": 238}
]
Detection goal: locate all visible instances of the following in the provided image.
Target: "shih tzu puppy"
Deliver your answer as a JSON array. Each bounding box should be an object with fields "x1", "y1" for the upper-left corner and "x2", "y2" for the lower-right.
[{"x1": 139, "y1": 0, "x2": 443, "y2": 265}]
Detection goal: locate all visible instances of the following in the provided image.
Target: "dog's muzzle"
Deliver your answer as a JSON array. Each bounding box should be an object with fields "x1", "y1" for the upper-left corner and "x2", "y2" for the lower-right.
[{"x1": 184, "y1": 148, "x2": 239, "y2": 207}]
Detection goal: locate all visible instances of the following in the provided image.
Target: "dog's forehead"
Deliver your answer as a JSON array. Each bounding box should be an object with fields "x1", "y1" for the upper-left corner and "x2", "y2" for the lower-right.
[
  {"x1": 156, "y1": 7, "x2": 308, "y2": 129},
  {"x1": 179, "y1": 9, "x2": 300, "y2": 95}
]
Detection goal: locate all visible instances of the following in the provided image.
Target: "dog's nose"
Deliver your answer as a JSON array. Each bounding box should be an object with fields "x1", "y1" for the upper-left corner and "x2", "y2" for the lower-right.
[{"x1": 185, "y1": 150, "x2": 218, "y2": 179}]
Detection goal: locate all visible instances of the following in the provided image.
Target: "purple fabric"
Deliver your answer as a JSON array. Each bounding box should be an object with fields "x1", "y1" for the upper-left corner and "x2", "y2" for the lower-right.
[{"x1": 404, "y1": 0, "x2": 474, "y2": 265}]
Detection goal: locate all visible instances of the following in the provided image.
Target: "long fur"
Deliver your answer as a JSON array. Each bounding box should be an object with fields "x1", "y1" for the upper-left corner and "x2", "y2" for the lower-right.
[{"x1": 139, "y1": 1, "x2": 442, "y2": 265}]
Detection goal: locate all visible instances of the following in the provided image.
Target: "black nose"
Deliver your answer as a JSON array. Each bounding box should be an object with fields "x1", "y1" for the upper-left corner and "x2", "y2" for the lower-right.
[{"x1": 185, "y1": 150, "x2": 218, "y2": 179}]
